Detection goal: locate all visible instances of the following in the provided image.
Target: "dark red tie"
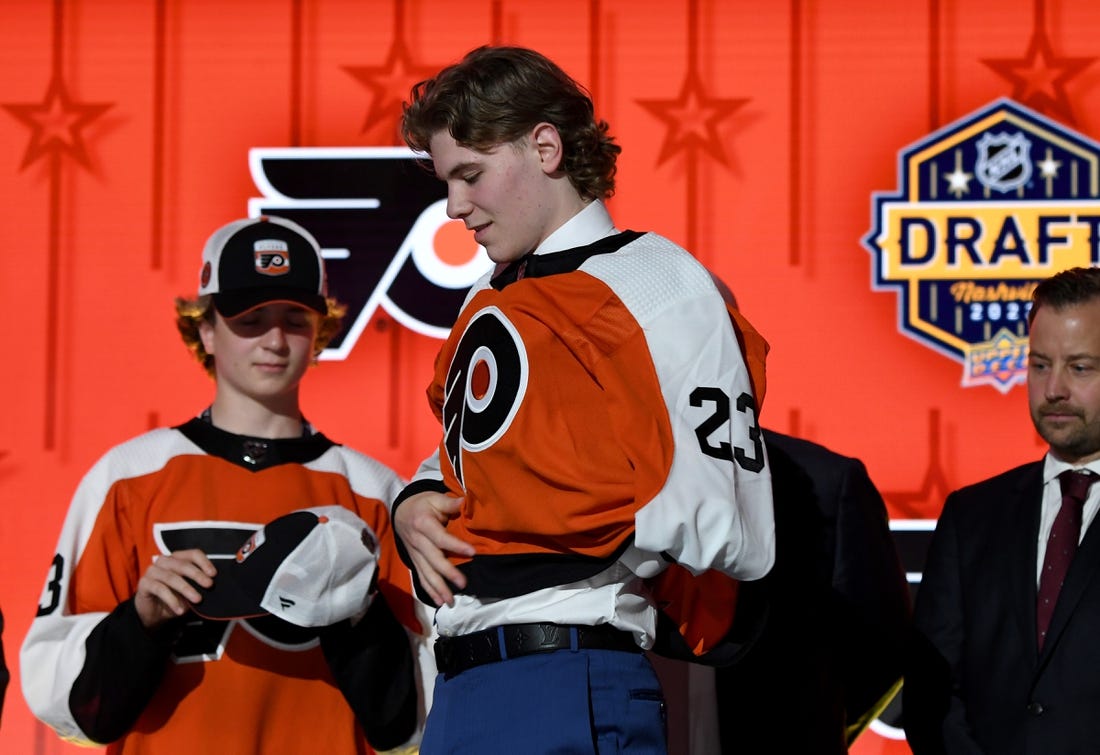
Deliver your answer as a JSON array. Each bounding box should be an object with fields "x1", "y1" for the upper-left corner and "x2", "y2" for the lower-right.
[{"x1": 1037, "y1": 470, "x2": 1094, "y2": 649}]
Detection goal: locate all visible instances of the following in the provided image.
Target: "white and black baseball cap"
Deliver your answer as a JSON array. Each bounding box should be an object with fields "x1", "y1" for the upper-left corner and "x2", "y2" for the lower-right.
[
  {"x1": 191, "y1": 505, "x2": 379, "y2": 628},
  {"x1": 198, "y1": 215, "x2": 328, "y2": 318}
]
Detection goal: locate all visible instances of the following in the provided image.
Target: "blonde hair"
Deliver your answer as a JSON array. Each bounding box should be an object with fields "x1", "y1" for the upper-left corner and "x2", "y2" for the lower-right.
[{"x1": 175, "y1": 295, "x2": 348, "y2": 377}]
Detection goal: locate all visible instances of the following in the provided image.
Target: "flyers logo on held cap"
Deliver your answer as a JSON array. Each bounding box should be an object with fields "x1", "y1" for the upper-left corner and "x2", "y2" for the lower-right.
[
  {"x1": 235, "y1": 528, "x2": 266, "y2": 563},
  {"x1": 254, "y1": 239, "x2": 291, "y2": 276}
]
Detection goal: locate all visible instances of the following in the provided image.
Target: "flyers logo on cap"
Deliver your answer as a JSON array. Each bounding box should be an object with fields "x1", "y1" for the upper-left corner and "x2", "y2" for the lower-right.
[
  {"x1": 865, "y1": 98, "x2": 1100, "y2": 392},
  {"x1": 253, "y1": 239, "x2": 291, "y2": 276},
  {"x1": 236, "y1": 528, "x2": 266, "y2": 563}
]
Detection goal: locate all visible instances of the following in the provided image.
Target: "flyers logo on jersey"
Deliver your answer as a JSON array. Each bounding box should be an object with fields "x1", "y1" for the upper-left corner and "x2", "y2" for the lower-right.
[
  {"x1": 248, "y1": 147, "x2": 494, "y2": 360},
  {"x1": 864, "y1": 99, "x2": 1100, "y2": 392},
  {"x1": 443, "y1": 307, "x2": 530, "y2": 488},
  {"x1": 253, "y1": 239, "x2": 290, "y2": 276}
]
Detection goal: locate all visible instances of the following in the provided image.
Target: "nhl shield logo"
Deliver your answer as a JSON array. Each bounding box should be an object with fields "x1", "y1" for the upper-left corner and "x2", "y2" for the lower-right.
[
  {"x1": 975, "y1": 132, "x2": 1032, "y2": 193},
  {"x1": 864, "y1": 99, "x2": 1100, "y2": 392}
]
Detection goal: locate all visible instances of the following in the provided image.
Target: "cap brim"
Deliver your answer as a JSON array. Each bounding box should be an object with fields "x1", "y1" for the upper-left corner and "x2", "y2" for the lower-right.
[
  {"x1": 189, "y1": 510, "x2": 321, "y2": 620},
  {"x1": 190, "y1": 574, "x2": 268, "y2": 620},
  {"x1": 213, "y1": 288, "x2": 327, "y2": 318}
]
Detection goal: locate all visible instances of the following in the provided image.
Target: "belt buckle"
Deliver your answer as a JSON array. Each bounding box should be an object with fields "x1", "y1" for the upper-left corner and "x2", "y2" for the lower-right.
[
  {"x1": 509, "y1": 623, "x2": 568, "y2": 657},
  {"x1": 434, "y1": 637, "x2": 455, "y2": 672}
]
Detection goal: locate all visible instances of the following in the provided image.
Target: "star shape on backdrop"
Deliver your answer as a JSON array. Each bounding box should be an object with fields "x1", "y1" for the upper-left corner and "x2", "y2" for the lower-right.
[
  {"x1": 983, "y1": 25, "x2": 1094, "y2": 126},
  {"x1": 637, "y1": 68, "x2": 749, "y2": 167},
  {"x1": 944, "y1": 148, "x2": 972, "y2": 198},
  {"x1": 1038, "y1": 153, "x2": 1062, "y2": 179},
  {"x1": 344, "y1": 35, "x2": 437, "y2": 138},
  {"x1": 3, "y1": 75, "x2": 113, "y2": 171},
  {"x1": 945, "y1": 167, "x2": 972, "y2": 198}
]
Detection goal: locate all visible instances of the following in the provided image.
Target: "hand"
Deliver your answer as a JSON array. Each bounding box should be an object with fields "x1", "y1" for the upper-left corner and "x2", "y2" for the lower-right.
[
  {"x1": 134, "y1": 549, "x2": 216, "y2": 630},
  {"x1": 394, "y1": 491, "x2": 474, "y2": 607}
]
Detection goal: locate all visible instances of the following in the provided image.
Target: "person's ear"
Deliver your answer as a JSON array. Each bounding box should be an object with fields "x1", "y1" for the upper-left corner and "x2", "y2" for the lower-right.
[
  {"x1": 531, "y1": 122, "x2": 564, "y2": 174},
  {"x1": 198, "y1": 316, "x2": 216, "y2": 357}
]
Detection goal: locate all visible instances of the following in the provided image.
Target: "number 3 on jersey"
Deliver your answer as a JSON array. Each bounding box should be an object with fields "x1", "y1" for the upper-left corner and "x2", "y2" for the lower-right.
[{"x1": 36, "y1": 553, "x2": 65, "y2": 616}]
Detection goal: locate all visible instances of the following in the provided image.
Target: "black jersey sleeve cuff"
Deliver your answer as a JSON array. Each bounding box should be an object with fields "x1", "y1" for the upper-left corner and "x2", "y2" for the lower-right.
[
  {"x1": 319, "y1": 594, "x2": 417, "y2": 750},
  {"x1": 69, "y1": 598, "x2": 184, "y2": 743},
  {"x1": 390, "y1": 478, "x2": 450, "y2": 571},
  {"x1": 391, "y1": 478, "x2": 459, "y2": 604}
]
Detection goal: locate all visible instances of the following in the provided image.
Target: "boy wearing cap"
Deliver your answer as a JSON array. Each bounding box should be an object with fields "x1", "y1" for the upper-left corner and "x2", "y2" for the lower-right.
[
  {"x1": 21, "y1": 216, "x2": 426, "y2": 754},
  {"x1": 394, "y1": 46, "x2": 775, "y2": 752}
]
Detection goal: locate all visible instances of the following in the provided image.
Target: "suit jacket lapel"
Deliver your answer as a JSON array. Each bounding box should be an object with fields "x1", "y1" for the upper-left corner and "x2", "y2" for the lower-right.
[
  {"x1": 1007, "y1": 465, "x2": 1043, "y2": 662},
  {"x1": 1040, "y1": 498, "x2": 1100, "y2": 663}
]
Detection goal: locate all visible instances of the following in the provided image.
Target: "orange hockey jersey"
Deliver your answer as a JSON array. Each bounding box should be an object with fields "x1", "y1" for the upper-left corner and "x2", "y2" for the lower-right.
[
  {"x1": 22, "y1": 417, "x2": 423, "y2": 754},
  {"x1": 399, "y1": 228, "x2": 775, "y2": 652}
]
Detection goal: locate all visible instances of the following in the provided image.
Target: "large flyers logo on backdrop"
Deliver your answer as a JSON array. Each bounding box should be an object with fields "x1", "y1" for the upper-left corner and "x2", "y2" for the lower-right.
[
  {"x1": 249, "y1": 147, "x2": 492, "y2": 359},
  {"x1": 865, "y1": 99, "x2": 1100, "y2": 392}
]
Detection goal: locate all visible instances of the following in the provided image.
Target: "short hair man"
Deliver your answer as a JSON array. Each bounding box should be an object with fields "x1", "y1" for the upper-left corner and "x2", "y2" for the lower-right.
[
  {"x1": 906, "y1": 266, "x2": 1100, "y2": 753},
  {"x1": 21, "y1": 216, "x2": 424, "y2": 754},
  {"x1": 394, "y1": 46, "x2": 775, "y2": 752}
]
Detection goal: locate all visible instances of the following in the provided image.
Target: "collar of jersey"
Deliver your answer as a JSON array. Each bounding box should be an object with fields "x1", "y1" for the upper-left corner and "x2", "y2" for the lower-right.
[
  {"x1": 176, "y1": 416, "x2": 335, "y2": 471},
  {"x1": 490, "y1": 230, "x2": 644, "y2": 290}
]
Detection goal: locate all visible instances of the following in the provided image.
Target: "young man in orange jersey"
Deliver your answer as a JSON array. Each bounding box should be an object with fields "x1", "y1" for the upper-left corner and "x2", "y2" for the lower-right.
[
  {"x1": 21, "y1": 216, "x2": 427, "y2": 754},
  {"x1": 393, "y1": 46, "x2": 775, "y2": 753}
]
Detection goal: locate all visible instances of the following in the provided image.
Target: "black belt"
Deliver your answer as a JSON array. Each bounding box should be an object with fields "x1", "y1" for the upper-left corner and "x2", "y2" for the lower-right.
[{"x1": 434, "y1": 622, "x2": 641, "y2": 676}]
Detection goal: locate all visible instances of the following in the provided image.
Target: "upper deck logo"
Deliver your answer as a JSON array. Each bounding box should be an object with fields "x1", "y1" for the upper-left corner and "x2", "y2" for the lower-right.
[{"x1": 864, "y1": 99, "x2": 1100, "y2": 392}]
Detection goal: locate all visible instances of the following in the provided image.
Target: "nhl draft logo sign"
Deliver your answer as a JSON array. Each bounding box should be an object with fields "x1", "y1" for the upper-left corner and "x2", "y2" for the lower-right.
[
  {"x1": 864, "y1": 99, "x2": 1100, "y2": 392},
  {"x1": 248, "y1": 147, "x2": 493, "y2": 360}
]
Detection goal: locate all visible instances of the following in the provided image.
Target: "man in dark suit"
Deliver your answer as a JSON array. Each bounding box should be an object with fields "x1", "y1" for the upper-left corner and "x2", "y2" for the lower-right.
[
  {"x1": 655, "y1": 275, "x2": 910, "y2": 753},
  {"x1": 712, "y1": 429, "x2": 911, "y2": 753},
  {"x1": 652, "y1": 428, "x2": 911, "y2": 754},
  {"x1": 905, "y1": 266, "x2": 1100, "y2": 754}
]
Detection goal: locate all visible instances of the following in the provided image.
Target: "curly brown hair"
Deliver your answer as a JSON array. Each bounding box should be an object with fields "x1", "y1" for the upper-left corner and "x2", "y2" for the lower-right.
[
  {"x1": 175, "y1": 295, "x2": 347, "y2": 377},
  {"x1": 401, "y1": 46, "x2": 621, "y2": 201}
]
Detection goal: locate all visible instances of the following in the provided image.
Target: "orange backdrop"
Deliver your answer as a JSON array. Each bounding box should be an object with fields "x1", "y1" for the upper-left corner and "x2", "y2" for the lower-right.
[{"x1": 3, "y1": 0, "x2": 1099, "y2": 752}]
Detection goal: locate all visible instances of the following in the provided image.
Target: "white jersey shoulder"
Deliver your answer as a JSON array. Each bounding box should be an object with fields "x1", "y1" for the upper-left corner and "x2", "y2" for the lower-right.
[
  {"x1": 310, "y1": 443, "x2": 406, "y2": 505},
  {"x1": 579, "y1": 232, "x2": 716, "y2": 326}
]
